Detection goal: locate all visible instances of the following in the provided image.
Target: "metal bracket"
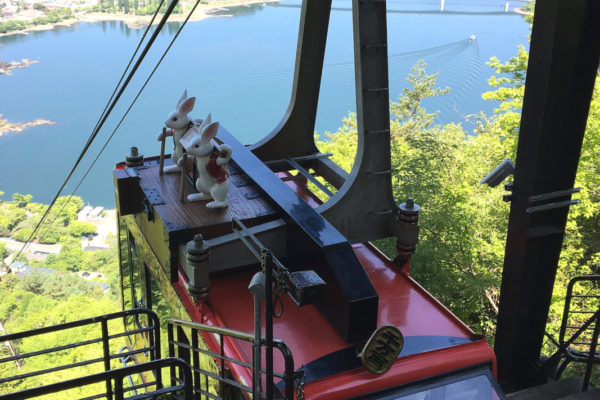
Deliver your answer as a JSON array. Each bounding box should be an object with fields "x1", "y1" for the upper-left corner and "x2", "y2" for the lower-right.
[
  {"x1": 286, "y1": 158, "x2": 335, "y2": 198},
  {"x1": 525, "y1": 187, "x2": 581, "y2": 214},
  {"x1": 232, "y1": 175, "x2": 252, "y2": 187},
  {"x1": 143, "y1": 188, "x2": 166, "y2": 206},
  {"x1": 526, "y1": 200, "x2": 581, "y2": 214},
  {"x1": 231, "y1": 218, "x2": 326, "y2": 307},
  {"x1": 528, "y1": 187, "x2": 581, "y2": 202},
  {"x1": 244, "y1": 189, "x2": 261, "y2": 200},
  {"x1": 142, "y1": 198, "x2": 154, "y2": 222}
]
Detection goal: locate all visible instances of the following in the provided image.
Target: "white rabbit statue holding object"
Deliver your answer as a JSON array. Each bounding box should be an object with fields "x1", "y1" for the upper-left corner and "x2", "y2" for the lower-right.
[
  {"x1": 184, "y1": 114, "x2": 232, "y2": 208},
  {"x1": 159, "y1": 90, "x2": 200, "y2": 174}
]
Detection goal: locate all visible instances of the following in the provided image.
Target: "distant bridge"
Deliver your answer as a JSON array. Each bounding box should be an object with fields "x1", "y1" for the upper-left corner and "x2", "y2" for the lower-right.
[{"x1": 276, "y1": 1, "x2": 519, "y2": 17}]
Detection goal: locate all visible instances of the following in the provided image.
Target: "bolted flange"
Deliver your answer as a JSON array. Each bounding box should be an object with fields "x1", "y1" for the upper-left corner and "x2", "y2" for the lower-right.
[
  {"x1": 126, "y1": 146, "x2": 144, "y2": 167},
  {"x1": 394, "y1": 198, "x2": 421, "y2": 269},
  {"x1": 398, "y1": 197, "x2": 420, "y2": 223},
  {"x1": 186, "y1": 234, "x2": 210, "y2": 300}
]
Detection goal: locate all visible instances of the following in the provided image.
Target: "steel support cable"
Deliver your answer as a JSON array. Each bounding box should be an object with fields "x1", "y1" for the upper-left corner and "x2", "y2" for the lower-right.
[
  {"x1": 14, "y1": 0, "x2": 181, "y2": 261},
  {"x1": 38, "y1": 1, "x2": 167, "y2": 237},
  {"x1": 38, "y1": 0, "x2": 203, "y2": 240},
  {"x1": 87, "y1": 0, "x2": 167, "y2": 144}
]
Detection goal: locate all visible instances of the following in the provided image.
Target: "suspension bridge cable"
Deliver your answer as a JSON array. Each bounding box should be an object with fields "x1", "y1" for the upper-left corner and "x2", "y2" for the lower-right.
[
  {"x1": 14, "y1": 0, "x2": 181, "y2": 261},
  {"x1": 39, "y1": 0, "x2": 204, "y2": 240}
]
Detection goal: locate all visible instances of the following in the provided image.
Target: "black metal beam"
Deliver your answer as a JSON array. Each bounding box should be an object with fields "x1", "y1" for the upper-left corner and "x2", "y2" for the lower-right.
[
  {"x1": 251, "y1": 0, "x2": 332, "y2": 160},
  {"x1": 318, "y1": 0, "x2": 398, "y2": 244},
  {"x1": 494, "y1": 0, "x2": 600, "y2": 391},
  {"x1": 220, "y1": 127, "x2": 378, "y2": 342}
]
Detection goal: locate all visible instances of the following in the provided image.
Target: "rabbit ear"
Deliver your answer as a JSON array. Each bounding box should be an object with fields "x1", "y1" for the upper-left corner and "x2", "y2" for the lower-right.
[
  {"x1": 176, "y1": 90, "x2": 188, "y2": 108},
  {"x1": 197, "y1": 113, "x2": 212, "y2": 133},
  {"x1": 179, "y1": 97, "x2": 196, "y2": 114},
  {"x1": 201, "y1": 122, "x2": 219, "y2": 142}
]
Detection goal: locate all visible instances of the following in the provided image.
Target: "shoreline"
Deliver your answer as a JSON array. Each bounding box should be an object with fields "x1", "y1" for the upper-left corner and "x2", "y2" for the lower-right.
[
  {"x1": 0, "y1": 113, "x2": 56, "y2": 137},
  {"x1": 513, "y1": 8, "x2": 532, "y2": 17},
  {"x1": 0, "y1": 58, "x2": 39, "y2": 75},
  {"x1": 0, "y1": 0, "x2": 279, "y2": 37}
]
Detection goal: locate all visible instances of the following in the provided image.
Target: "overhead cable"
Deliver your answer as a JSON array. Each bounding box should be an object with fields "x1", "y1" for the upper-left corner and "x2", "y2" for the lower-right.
[
  {"x1": 15, "y1": 0, "x2": 181, "y2": 261},
  {"x1": 38, "y1": 0, "x2": 167, "y2": 238},
  {"x1": 39, "y1": 0, "x2": 203, "y2": 241}
]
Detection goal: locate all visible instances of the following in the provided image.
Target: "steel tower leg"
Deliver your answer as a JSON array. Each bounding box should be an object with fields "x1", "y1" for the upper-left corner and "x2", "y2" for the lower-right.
[
  {"x1": 494, "y1": 0, "x2": 600, "y2": 390},
  {"x1": 251, "y1": 0, "x2": 332, "y2": 160}
]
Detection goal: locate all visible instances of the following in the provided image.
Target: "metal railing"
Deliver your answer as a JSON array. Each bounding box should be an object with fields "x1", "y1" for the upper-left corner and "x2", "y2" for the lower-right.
[
  {"x1": 0, "y1": 358, "x2": 192, "y2": 400},
  {"x1": 0, "y1": 308, "x2": 163, "y2": 399},
  {"x1": 167, "y1": 318, "x2": 299, "y2": 400},
  {"x1": 542, "y1": 275, "x2": 600, "y2": 391}
]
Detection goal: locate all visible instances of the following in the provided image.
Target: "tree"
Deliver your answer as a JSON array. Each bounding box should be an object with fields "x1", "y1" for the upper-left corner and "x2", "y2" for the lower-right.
[
  {"x1": 317, "y1": 42, "x2": 600, "y2": 342},
  {"x1": 68, "y1": 221, "x2": 97, "y2": 238},
  {"x1": 0, "y1": 241, "x2": 8, "y2": 260},
  {"x1": 12, "y1": 227, "x2": 33, "y2": 243},
  {"x1": 318, "y1": 61, "x2": 511, "y2": 336},
  {"x1": 32, "y1": 2, "x2": 48, "y2": 11},
  {"x1": 45, "y1": 243, "x2": 86, "y2": 273},
  {"x1": 18, "y1": 270, "x2": 47, "y2": 295}
]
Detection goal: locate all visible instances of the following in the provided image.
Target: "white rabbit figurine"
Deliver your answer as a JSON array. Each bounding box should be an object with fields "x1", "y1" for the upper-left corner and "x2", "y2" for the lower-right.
[
  {"x1": 183, "y1": 114, "x2": 232, "y2": 208},
  {"x1": 159, "y1": 90, "x2": 200, "y2": 174}
]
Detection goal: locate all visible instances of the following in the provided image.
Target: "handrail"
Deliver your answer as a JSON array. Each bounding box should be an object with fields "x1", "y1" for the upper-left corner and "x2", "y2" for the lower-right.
[
  {"x1": 169, "y1": 318, "x2": 255, "y2": 342},
  {"x1": 542, "y1": 275, "x2": 600, "y2": 391},
  {"x1": 0, "y1": 308, "x2": 158, "y2": 342},
  {"x1": 0, "y1": 308, "x2": 162, "y2": 399},
  {"x1": 559, "y1": 275, "x2": 600, "y2": 347},
  {"x1": 0, "y1": 358, "x2": 192, "y2": 400},
  {"x1": 167, "y1": 317, "x2": 298, "y2": 400}
]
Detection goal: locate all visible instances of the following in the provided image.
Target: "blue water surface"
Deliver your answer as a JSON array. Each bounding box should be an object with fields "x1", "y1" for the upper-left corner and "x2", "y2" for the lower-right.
[{"x1": 0, "y1": 0, "x2": 530, "y2": 207}]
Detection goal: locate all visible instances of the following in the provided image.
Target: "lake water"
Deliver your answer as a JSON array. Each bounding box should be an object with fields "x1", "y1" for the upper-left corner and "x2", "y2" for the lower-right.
[{"x1": 0, "y1": 0, "x2": 530, "y2": 207}]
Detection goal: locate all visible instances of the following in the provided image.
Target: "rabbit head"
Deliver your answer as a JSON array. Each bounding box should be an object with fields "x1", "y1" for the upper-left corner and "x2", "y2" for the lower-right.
[
  {"x1": 165, "y1": 90, "x2": 196, "y2": 131},
  {"x1": 188, "y1": 114, "x2": 220, "y2": 158}
]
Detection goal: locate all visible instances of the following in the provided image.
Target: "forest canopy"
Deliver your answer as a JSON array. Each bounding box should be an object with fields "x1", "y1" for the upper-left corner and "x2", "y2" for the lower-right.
[{"x1": 316, "y1": 49, "x2": 600, "y2": 341}]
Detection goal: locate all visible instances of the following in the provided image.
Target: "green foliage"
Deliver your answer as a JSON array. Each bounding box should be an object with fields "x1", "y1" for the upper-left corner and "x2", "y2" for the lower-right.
[
  {"x1": 390, "y1": 60, "x2": 449, "y2": 130},
  {"x1": 45, "y1": 242, "x2": 86, "y2": 272},
  {"x1": 31, "y1": 8, "x2": 72, "y2": 26},
  {"x1": 0, "y1": 202, "x2": 27, "y2": 235},
  {"x1": 68, "y1": 221, "x2": 97, "y2": 238},
  {"x1": 32, "y1": 2, "x2": 48, "y2": 11},
  {"x1": 319, "y1": 61, "x2": 510, "y2": 336},
  {"x1": 135, "y1": 0, "x2": 183, "y2": 15},
  {"x1": 12, "y1": 227, "x2": 33, "y2": 243},
  {"x1": 0, "y1": 20, "x2": 27, "y2": 34},
  {"x1": 0, "y1": 198, "x2": 120, "y2": 397},
  {"x1": 0, "y1": 281, "x2": 119, "y2": 397},
  {"x1": 0, "y1": 8, "x2": 72, "y2": 34},
  {"x1": 12, "y1": 193, "x2": 32, "y2": 207},
  {"x1": 0, "y1": 242, "x2": 8, "y2": 260},
  {"x1": 317, "y1": 55, "x2": 600, "y2": 342},
  {"x1": 521, "y1": 1, "x2": 535, "y2": 24},
  {"x1": 44, "y1": 240, "x2": 118, "y2": 277},
  {"x1": 480, "y1": 38, "x2": 600, "y2": 350},
  {"x1": 1, "y1": 194, "x2": 84, "y2": 244}
]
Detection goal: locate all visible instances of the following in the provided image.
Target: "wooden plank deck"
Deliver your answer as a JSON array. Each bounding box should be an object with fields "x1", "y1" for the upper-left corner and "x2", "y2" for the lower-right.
[{"x1": 136, "y1": 161, "x2": 279, "y2": 239}]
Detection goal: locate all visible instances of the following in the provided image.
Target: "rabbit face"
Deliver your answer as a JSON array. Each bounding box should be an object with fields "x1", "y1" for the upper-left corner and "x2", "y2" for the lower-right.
[
  {"x1": 165, "y1": 90, "x2": 196, "y2": 131},
  {"x1": 187, "y1": 116, "x2": 220, "y2": 158},
  {"x1": 188, "y1": 134, "x2": 215, "y2": 158}
]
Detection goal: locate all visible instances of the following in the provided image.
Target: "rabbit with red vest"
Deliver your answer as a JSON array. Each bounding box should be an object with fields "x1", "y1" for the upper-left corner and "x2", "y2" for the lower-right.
[{"x1": 181, "y1": 114, "x2": 232, "y2": 208}]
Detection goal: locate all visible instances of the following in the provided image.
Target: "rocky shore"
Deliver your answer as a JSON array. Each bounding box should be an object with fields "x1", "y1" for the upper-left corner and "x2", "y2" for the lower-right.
[
  {"x1": 0, "y1": 59, "x2": 39, "y2": 75},
  {"x1": 0, "y1": 114, "x2": 55, "y2": 137},
  {"x1": 0, "y1": 0, "x2": 279, "y2": 36}
]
